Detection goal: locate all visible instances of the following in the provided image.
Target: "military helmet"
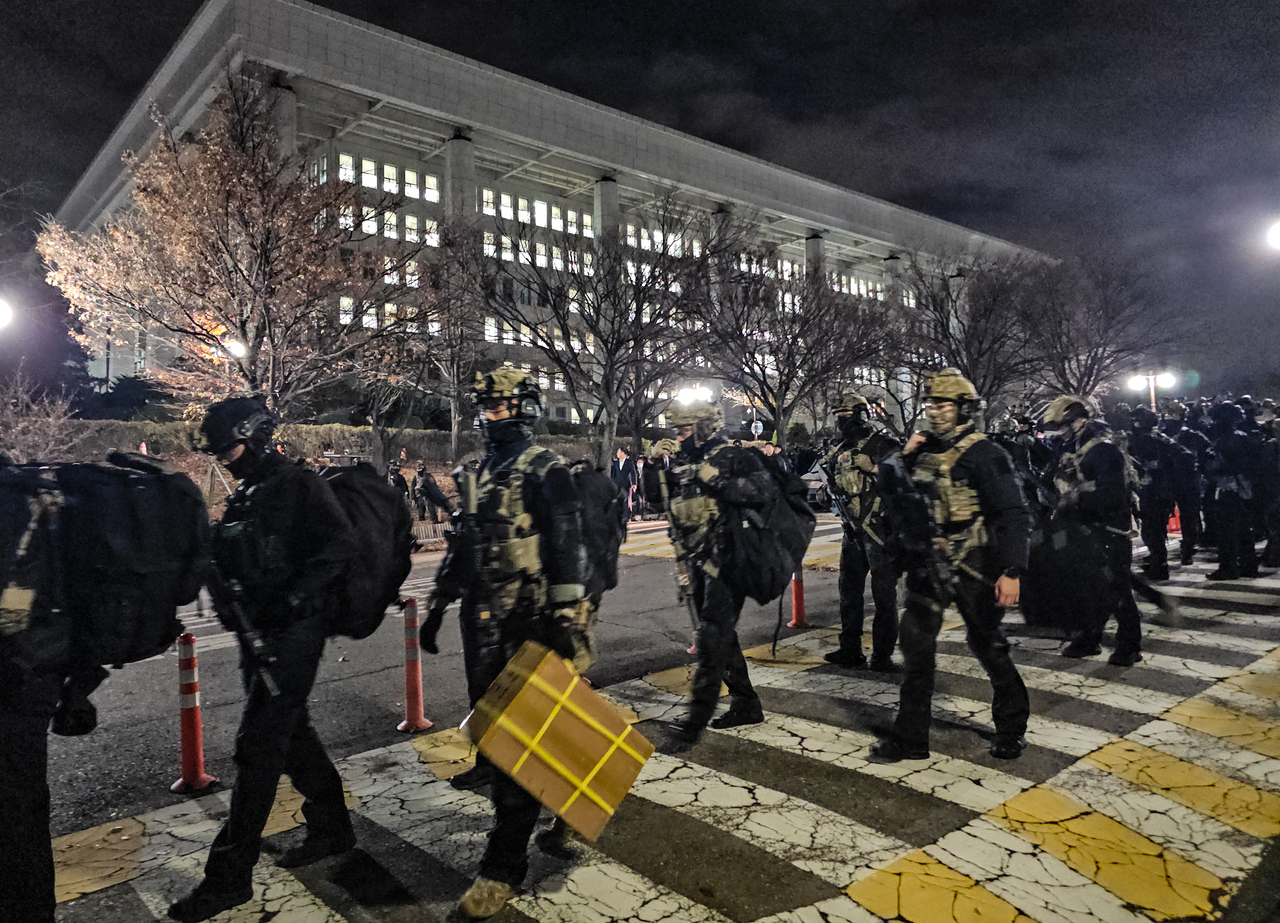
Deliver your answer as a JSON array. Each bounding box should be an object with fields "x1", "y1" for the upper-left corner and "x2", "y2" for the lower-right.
[
  {"x1": 1209, "y1": 402, "x2": 1245, "y2": 428},
  {"x1": 1041, "y1": 395, "x2": 1091, "y2": 429},
  {"x1": 1130, "y1": 406, "x2": 1159, "y2": 430},
  {"x1": 925, "y1": 368, "x2": 979, "y2": 404},
  {"x1": 832, "y1": 393, "x2": 870, "y2": 414},
  {"x1": 472, "y1": 368, "x2": 542, "y2": 421},
  {"x1": 992, "y1": 415, "x2": 1019, "y2": 435},
  {"x1": 666, "y1": 399, "x2": 724, "y2": 432},
  {"x1": 200, "y1": 396, "x2": 275, "y2": 455}
]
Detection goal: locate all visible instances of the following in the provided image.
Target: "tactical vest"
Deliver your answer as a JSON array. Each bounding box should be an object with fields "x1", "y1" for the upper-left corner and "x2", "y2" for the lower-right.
[
  {"x1": 827, "y1": 434, "x2": 879, "y2": 520},
  {"x1": 1055, "y1": 433, "x2": 1141, "y2": 517},
  {"x1": 461, "y1": 445, "x2": 563, "y2": 619},
  {"x1": 663, "y1": 444, "x2": 728, "y2": 572},
  {"x1": 911, "y1": 431, "x2": 987, "y2": 562}
]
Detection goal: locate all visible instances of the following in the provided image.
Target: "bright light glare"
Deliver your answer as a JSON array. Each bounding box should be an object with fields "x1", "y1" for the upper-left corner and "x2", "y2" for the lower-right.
[
  {"x1": 676, "y1": 386, "x2": 713, "y2": 405},
  {"x1": 224, "y1": 340, "x2": 247, "y2": 358},
  {"x1": 1155, "y1": 372, "x2": 1177, "y2": 389},
  {"x1": 1127, "y1": 375, "x2": 1149, "y2": 392},
  {"x1": 0, "y1": 297, "x2": 12, "y2": 329},
  {"x1": 1267, "y1": 221, "x2": 1280, "y2": 250}
]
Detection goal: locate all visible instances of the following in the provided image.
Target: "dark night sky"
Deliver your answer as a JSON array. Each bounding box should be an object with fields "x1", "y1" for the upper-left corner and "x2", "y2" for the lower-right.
[{"x1": 3, "y1": 0, "x2": 1279, "y2": 392}]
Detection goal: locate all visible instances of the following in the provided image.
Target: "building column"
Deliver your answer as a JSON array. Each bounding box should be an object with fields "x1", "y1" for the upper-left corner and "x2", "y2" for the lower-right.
[
  {"x1": 271, "y1": 84, "x2": 298, "y2": 160},
  {"x1": 593, "y1": 176, "x2": 619, "y2": 239},
  {"x1": 804, "y1": 233, "x2": 826, "y2": 283},
  {"x1": 445, "y1": 133, "x2": 476, "y2": 217}
]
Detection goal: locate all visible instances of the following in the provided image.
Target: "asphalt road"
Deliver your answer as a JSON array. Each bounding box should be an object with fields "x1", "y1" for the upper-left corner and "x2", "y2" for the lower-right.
[{"x1": 46, "y1": 544, "x2": 841, "y2": 838}]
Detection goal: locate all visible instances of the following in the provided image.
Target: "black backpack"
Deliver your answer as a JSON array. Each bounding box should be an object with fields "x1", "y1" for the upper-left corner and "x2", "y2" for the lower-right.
[
  {"x1": 318, "y1": 463, "x2": 414, "y2": 639},
  {"x1": 0, "y1": 453, "x2": 210, "y2": 669},
  {"x1": 724, "y1": 455, "x2": 817, "y2": 605},
  {"x1": 569, "y1": 461, "x2": 628, "y2": 597}
]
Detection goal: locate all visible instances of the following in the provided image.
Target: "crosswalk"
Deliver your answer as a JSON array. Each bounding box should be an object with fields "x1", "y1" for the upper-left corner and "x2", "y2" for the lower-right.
[
  {"x1": 54, "y1": 555, "x2": 1280, "y2": 922},
  {"x1": 621, "y1": 516, "x2": 851, "y2": 569}
]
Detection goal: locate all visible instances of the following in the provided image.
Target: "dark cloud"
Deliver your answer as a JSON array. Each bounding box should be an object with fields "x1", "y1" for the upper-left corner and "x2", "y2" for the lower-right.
[{"x1": 3, "y1": 0, "x2": 1280, "y2": 388}]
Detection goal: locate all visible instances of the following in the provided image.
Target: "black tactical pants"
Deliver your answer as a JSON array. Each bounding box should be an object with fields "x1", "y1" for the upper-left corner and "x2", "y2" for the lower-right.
[
  {"x1": 1174, "y1": 491, "x2": 1201, "y2": 563},
  {"x1": 1138, "y1": 494, "x2": 1172, "y2": 570},
  {"x1": 1074, "y1": 533, "x2": 1143, "y2": 656},
  {"x1": 1215, "y1": 491, "x2": 1258, "y2": 578},
  {"x1": 687, "y1": 564, "x2": 758, "y2": 731},
  {"x1": 203, "y1": 614, "x2": 351, "y2": 890},
  {"x1": 837, "y1": 530, "x2": 898, "y2": 661},
  {"x1": 893, "y1": 570, "x2": 1029, "y2": 753},
  {"x1": 0, "y1": 669, "x2": 64, "y2": 923}
]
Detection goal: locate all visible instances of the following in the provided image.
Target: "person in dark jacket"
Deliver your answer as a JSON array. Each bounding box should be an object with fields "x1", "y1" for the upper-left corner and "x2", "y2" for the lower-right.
[
  {"x1": 1128, "y1": 406, "x2": 1179, "y2": 580},
  {"x1": 872, "y1": 370, "x2": 1032, "y2": 763},
  {"x1": 169, "y1": 398, "x2": 359, "y2": 923},
  {"x1": 419, "y1": 370, "x2": 586, "y2": 919},
  {"x1": 1206, "y1": 402, "x2": 1261, "y2": 580},
  {"x1": 610, "y1": 447, "x2": 639, "y2": 518},
  {"x1": 1042, "y1": 396, "x2": 1143, "y2": 665},
  {"x1": 1162, "y1": 405, "x2": 1210, "y2": 565},
  {"x1": 412, "y1": 466, "x2": 451, "y2": 523}
]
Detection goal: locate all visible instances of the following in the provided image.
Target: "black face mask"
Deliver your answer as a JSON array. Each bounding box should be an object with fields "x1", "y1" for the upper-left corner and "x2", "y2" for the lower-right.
[
  {"x1": 484, "y1": 417, "x2": 530, "y2": 455},
  {"x1": 224, "y1": 446, "x2": 264, "y2": 481},
  {"x1": 837, "y1": 414, "x2": 867, "y2": 440}
]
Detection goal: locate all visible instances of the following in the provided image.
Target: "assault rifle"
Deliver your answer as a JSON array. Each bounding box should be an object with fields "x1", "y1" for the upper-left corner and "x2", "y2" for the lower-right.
[
  {"x1": 876, "y1": 452, "x2": 954, "y2": 611},
  {"x1": 815, "y1": 458, "x2": 884, "y2": 547},
  {"x1": 211, "y1": 569, "x2": 281, "y2": 697},
  {"x1": 659, "y1": 467, "x2": 702, "y2": 636}
]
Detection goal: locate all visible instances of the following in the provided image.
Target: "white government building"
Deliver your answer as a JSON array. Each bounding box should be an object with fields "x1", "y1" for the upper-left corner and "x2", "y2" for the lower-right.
[{"x1": 57, "y1": 0, "x2": 1028, "y2": 431}]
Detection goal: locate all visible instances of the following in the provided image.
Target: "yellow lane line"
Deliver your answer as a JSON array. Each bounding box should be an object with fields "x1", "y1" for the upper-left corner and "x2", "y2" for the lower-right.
[
  {"x1": 1085, "y1": 739, "x2": 1280, "y2": 839},
  {"x1": 1225, "y1": 671, "x2": 1280, "y2": 702},
  {"x1": 845, "y1": 849, "x2": 1035, "y2": 923},
  {"x1": 1164, "y1": 698, "x2": 1280, "y2": 760},
  {"x1": 987, "y1": 787, "x2": 1226, "y2": 920}
]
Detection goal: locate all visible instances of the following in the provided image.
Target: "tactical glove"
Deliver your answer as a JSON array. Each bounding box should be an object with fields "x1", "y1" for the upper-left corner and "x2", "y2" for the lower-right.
[
  {"x1": 419, "y1": 602, "x2": 446, "y2": 654},
  {"x1": 652, "y1": 438, "x2": 680, "y2": 457},
  {"x1": 548, "y1": 609, "x2": 581, "y2": 661}
]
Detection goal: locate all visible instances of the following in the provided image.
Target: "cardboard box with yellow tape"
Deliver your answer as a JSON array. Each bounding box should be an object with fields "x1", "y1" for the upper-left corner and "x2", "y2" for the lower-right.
[{"x1": 461, "y1": 641, "x2": 654, "y2": 841}]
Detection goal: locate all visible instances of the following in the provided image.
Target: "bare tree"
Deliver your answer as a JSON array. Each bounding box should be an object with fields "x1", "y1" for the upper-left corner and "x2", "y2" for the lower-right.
[
  {"x1": 469, "y1": 196, "x2": 713, "y2": 466},
  {"x1": 693, "y1": 242, "x2": 894, "y2": 450},
  {"x1": 38, "y1": 70, "x2": 436, "y2": 416},
  {"x1": 0, "y1": 365, "x2": 86, "y2": 463},
  {"x1": 1023, "y1": 255, "x2": 1189, "y2": 398}
]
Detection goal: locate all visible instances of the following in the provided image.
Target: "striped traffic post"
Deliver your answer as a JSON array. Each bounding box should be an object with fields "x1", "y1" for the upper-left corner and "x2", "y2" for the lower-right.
[
  {"x1": 170, "y1": 632, "x2": 218, "y2": 794},
  {"x1": 397, "y1": 598, "x2": 434, "y2": 732},
  {"x1": 787, "y1": 563, "x2": 811, "y2": 629}
]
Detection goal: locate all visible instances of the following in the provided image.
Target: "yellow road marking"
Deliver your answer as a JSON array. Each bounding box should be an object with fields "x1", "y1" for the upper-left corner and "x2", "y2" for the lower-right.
[
  {"x1": 53, "y1": 816, "x2": 147, "y2": 902},
  {"x1": 1085, "y1": 739, "x2": 1280, "y2": 839},
  {"x1": 643, "y1": 664, "x2": 726, "y2": 698},
  {"x1": 845, "y1": 849, "x2": 1035, "y2": 923},
  {"x1": 988, "y1": 787, "x2": 1225, "y2": 920},
  {"x1": 1164, "y1": 697, "x2": 1280, "y2": 759},
  {"x1": 411, "y1": 726, "x2": 479, "y2": 780},
  {"x1": 1225, "y1": 671, "x2": 1280, "y2": 702}
]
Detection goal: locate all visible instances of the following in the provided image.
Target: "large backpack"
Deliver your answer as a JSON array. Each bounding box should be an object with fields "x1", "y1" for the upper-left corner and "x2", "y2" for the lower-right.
[
  {"x1": 569, "y1": 461, "x2": 628, "y2": 597},
  {"x1": 724, "y1": 455, "x2": 817, "y2": 605},
  {"x1": 0, "y1": 453, "x2": 210, "y2": 669},
  {"x1": 318, "y1": 462, "x2": 414, "y2": 639}
]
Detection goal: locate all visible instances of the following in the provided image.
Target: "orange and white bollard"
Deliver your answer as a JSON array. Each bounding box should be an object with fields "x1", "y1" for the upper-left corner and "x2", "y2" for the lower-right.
[
  {"x1": 171, "y1": 632, "x2": 218, "y2": 794},
  {"x1": 1168, "y1": 508, "x2": 1182, "y2": 535},
  {"x1": 787, "y1": 564, "x2": 811, "y2": 629},
  {"x1": 397, "y1": 598, "x2": 434, "y2": 733}
]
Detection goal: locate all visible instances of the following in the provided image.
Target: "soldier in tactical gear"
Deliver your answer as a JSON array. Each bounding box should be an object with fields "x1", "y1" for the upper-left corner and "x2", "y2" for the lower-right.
[
  {"x1": 662, "y1": 398, "x2": 772, "y2": 746},
  {"x1": 820, "y1": 393, "x2": 902, "y2": 671},
  {"x1": 418, "y1": 370, "x2": 587, "y2": 919},
  {"x1": 872, "y1": 370, "x2": 1032, "y2": 763},
  {"x1": 1162, "y1": 403, "x2": 1210, "y2": 565},
  {"x1": 1128, "y1": 406, "x2": 1179, "y2": 580},
  {"x1": 170, "y1": 398, "x2": 359, "y2": 923},
  {"x1": 1041, "y1": 396, "x2": 1144, "y2": 665},
  {"x1": 1205, "y1": 402, "x2": 1260, "y2": 580}
]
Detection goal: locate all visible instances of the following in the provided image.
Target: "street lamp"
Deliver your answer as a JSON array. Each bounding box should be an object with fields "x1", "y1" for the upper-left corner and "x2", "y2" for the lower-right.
[
  {"x1": 223, "y1": 339, "x2": 247, "y2": 358},
  {"x1": 1267, "y1": 220, "x2": 1280, "y2": 251},
  {"x1": 0, "y1": 296, "x2": 13, "y2": 329},
  {"x1": 675, "y1": 385, "x2": 712, "y2": 405},
  {"x1": 1128, "y1": 372, "x2": 1177, "y2": 411}
]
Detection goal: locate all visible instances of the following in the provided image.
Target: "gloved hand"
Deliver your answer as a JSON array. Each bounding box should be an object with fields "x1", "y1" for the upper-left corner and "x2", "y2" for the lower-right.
[
  {"x1": 419, "y1": 602, "x2": 446, "y2": 654},
  {"x1": 652, "y1": 438, "x2": 680, "y2": 457},
  {"x1": 548, "y1": 609, "x2": 580, "y2": 661}
]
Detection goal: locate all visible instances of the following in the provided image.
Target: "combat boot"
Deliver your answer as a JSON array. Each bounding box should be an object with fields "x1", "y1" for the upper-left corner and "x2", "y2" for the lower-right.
[
  {"x1": 824, "y1": 648, "x2": 868, "y2": 669},
  {"x1": 459, "y1": 878, "x2": 516, "y2": 919},
  {"x1": 711, "y1": 702, "x2": 764, "y2": 730}
]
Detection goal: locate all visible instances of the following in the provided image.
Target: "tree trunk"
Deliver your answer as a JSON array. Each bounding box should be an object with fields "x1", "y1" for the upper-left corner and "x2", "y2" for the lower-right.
[
  {"x1": 592, "y1": 412, "x2": 618, "y2": 470},
  {"x1": 449, "y1": 390, "x2": 463, "y2": 463},
  {"x1": 370, "y1": 424, "x2": 390, "y2": 476},
  {"x1": 774, "y1": 410, "x2": 792, "y2": 452}
]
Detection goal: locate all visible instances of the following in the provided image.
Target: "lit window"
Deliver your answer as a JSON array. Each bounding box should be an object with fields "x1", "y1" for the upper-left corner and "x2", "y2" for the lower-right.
[
  {"x1": 570, "y1": 407, "x2": 580, "y2": 424},
  {"x1": 583, "y1": 252, "x2": 594, "y2": 276},
  {"x1": 518, "y1": 197, "x2": 531, "y2": 223},
  {"x1": 318, "y1": 155, "x2": 327, "y2": 184},
  {"x1": 692, "y1": 239, "x2": 702, "y2": 257},
  {"x1": 385, "y1": 302, "x2": 398, "y2": 327},
  {"x1": 539, "y1": 370, "x2": 550, "y2": 390},
  {"x1": 551, "y1": 206, "x2": 563, "y2": 232},
  {"x1": 362, "y1": 159, "x2": 377, "y2": 188},
  {"x1": 582, "y1": 213, "x2": 594, "y2": 238},
  {"x1": 555, "y1": 374, "x2": 565, "y2": 391},
  {"x1": 568, "y1": 287, "x2": 579, "y2": 313},
  {"x1": 422, "y1": 174, "x2": 440, "y2": 203},
  {"x1": 405, "y1": 214, "x2": 419, "y2": 243},
  {"x1": 552, "y1": 246, "x2": 564, "y2": 271},
  {"x1": 536, "y1": 241, "x2": 548, "y2": 267},
  {"x1": 383, "y1": 211, "x2": 397, "y2": 239},
  {"x1": 501, "y1": 236, "x2": 514, "y2": 261},
  {"x1": 407, "y1": 261, "x2": 419, "y2": 287},
  {"x1": 362, "y1": 207, "x2": 377, "y2": 234},
  {"x1": 404, "y1": 169, "x2": 419, "y2": 199},
  {"x1": 640, "y1": 228, "x2": 651, "y2": 251},
  {"x1": 383, "y1": 164, "x2": 398, "y2": 194},
  {"x1": 670, "y1": 235, "x2": 682, "y2": 257},
  {"x1": 484, "y1": 232, "x2": 497, "y2": 258},
  {"x1": 338, "y1": 153, "x2": 355, "y2": 183},
  {"x1": 482, "y1": 188, "x2": 496, "y2": 216},
  {"x1": 339, "y1": 296, "x2": 354, "y2": 324},
  {"x1": 424, "y1": 218, "x2": 439, "y2": 247},
  {"x1": 363, "y1": 305, "x2": 377, "y2": 329},
  {"x1": 521, "y1": 324, "x2": 533, "y2": 346},
  {"x1": 534, "y1": 200, "x2": 548, "y2": 227},
  {"x1": 502, "y1": 321, "x2": 514, "y2": 345},
  {"x1": 626, "y1": 224, "x2": 637, "y2": 248},
  {"x1": 427, "y1": 319, "x2": 441, "y2": 336},
  {"x1": 518, "y1": 238, "x2": 532, "y2": 264},
  {"x1": 339, "y1": 205, "x2": 354, "y2": 230},
  {"x1": 485, "y1": 317, "x2": 498, "y2": 342},
  {"x1": 500, "y1": 194, "x2": 514, "y2": 221},
  {"x1": 567, "y1": 209, "x2": 578, "y2": 234},
  {"x1": 384, "y1": 258, "x2": 399, "y2": 284}
]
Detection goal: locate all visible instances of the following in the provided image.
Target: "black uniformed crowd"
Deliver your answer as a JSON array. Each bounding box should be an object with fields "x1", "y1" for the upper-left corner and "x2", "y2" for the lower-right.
[{"x1": 6, "y1": 371, "x2": 1279, "y2": 923}]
